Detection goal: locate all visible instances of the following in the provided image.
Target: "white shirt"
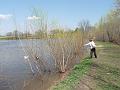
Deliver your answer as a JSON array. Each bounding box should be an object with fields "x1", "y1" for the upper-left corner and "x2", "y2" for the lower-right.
[{"x1": 84, "y1": 41, "x2": 96, "y2": 49}]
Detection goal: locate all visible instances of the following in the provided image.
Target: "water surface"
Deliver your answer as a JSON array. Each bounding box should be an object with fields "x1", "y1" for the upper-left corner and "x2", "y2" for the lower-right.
[{"x1": 0, "y1": 40, "x2": 33, "y2": 90}]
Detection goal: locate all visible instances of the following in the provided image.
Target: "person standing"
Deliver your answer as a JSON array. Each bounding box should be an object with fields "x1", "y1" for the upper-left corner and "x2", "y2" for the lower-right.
[{"x1": 84, "y1": 39, "x2": 97, "y2": 58}]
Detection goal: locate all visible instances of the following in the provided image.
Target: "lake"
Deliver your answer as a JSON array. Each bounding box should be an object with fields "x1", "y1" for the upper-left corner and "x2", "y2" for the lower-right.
[
  {"x1": 0, "y1": 40, "x2": 65, "y2": 90},
  {"x1": 0, "y1": 40, "x2": 34, "y2": 90},
  {"x1": 0, "y1": 39, "x2": 83, "y2": 90}
]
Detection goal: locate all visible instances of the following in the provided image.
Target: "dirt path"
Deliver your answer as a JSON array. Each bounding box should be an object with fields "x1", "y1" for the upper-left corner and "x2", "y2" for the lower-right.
[{"x1": 74, "y1": 42, "x2": 120, "y2": 90}]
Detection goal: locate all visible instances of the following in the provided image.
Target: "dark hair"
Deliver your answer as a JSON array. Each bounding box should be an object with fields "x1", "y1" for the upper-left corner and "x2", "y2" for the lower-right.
[{"x1": 89, "y1": 39, "x2": 92, "y2": 42}]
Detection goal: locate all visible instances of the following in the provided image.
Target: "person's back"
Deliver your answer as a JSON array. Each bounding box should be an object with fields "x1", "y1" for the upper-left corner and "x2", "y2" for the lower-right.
[
  {"x1": 84, "y1": 39, "x2": 97, "y2": 58},
  {"x1": 90, "y1": 41, "x2": 96, "y2": 49}
]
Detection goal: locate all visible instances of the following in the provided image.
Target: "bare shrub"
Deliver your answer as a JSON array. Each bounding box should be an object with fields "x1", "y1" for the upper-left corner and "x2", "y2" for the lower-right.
[
  {"x1": 24, "y1": 9, "x2": 88, "y2": 74},
  {"x1": 47, "y1": 29, "x2": 85, "y2": 73}
]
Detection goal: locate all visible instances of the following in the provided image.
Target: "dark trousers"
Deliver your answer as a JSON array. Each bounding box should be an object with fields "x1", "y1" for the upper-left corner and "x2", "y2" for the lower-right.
[{"x1": 90, "y1": 48, "x2": 97, "y2": 58}]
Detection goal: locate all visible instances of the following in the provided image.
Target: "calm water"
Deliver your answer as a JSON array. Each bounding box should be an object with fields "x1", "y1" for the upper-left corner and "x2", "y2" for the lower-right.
[
  {"x1": 0, "y1": 40, "x2": 33, "y2": 90},
  {"x1": 0, "y1": 40, "x2": 63, "y2": 90},
  {"x1": 0, "y1": 40, "x2": 81, "y2": 90}
]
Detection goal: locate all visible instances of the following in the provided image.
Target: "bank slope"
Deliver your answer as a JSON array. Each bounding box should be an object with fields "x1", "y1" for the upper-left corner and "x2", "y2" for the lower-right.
[{"x1": 52, "y1": 57, "x2": 92, "y2": 90}]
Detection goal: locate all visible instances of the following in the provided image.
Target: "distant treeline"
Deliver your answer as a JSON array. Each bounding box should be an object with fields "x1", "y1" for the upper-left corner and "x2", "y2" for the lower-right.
[{"x1": 1, "y1": 22, "x2": 94, "y2": 40}]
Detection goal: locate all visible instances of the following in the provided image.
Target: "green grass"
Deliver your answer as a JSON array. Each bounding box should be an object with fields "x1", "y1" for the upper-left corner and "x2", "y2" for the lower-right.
[
  {"x1": 91, "y1": 41, "x2": 120, "y2": 90},
  {"x1": 52, "y1": 57, "x2": 92, "y2": 90},
  {"x1": 50, "y1": 41, "x2": 120, "y2": 90},
  {"x1": 0, "y1": 36, "x2": 34, "y2": 40},
  {"x1": 0, "y1": 36, "x2": 18, "y2": 40},
  {"x1": 92, "y1": 63, "x2": 120, "y2": 90}
]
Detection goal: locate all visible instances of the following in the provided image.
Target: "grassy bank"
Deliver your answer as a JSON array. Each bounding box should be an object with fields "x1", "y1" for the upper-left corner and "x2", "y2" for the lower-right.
[
  {"x1": 52, "y1": 57, "x2": 92, "y2": 90},
  {"x1": 93, "y1": 42, "x2": 120, "y2": 90},
  {"x1": 0, "y1": 36, "x2": 31, "y2": 40},
  {"x1": 52, "y1": 42, "x2": 120, "y2": 90},
  {"x1": 0, "y1": 36, "x2": 11, "y2": 40},
  {"x1": 74, "y1": 41, "x2": 120, "y2": 90}
]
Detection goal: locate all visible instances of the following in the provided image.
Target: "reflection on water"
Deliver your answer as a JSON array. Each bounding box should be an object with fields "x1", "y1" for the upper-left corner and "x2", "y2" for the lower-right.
[
  {"x1": 0, "y1": 40, "x2": 34, "y2": 90},
  {"x1": 0, "y1": 40, "x2": 81, "y2": 90},
  {"x1": 0, "y1": 40, "x2": 63, "y2": 90}
]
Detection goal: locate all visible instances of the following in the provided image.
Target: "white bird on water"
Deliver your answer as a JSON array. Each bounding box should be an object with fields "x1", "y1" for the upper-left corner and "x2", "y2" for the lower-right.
[{"x1": 24, "y1": 56, "x2": 29, "y2": 59}]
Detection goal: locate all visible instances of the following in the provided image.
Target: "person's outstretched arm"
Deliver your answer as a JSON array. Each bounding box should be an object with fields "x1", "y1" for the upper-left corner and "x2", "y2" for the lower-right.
[{"x1": 84, "y1": 42, "x2": 90, "y2": 46}]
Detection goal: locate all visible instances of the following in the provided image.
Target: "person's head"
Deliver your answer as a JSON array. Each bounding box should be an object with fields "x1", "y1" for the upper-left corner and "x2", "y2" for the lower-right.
[{"x1": 89, "y1": 39, "x2": 92, "y2": 42}]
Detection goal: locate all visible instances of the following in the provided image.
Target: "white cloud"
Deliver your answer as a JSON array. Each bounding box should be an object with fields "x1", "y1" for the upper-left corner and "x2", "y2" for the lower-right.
[
  {"x1": 27, "y1": 16, "x2": 41, "y2": 20},
  {"x1": 0, "y1": 14, "x2": 12, "y2": 20}
]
